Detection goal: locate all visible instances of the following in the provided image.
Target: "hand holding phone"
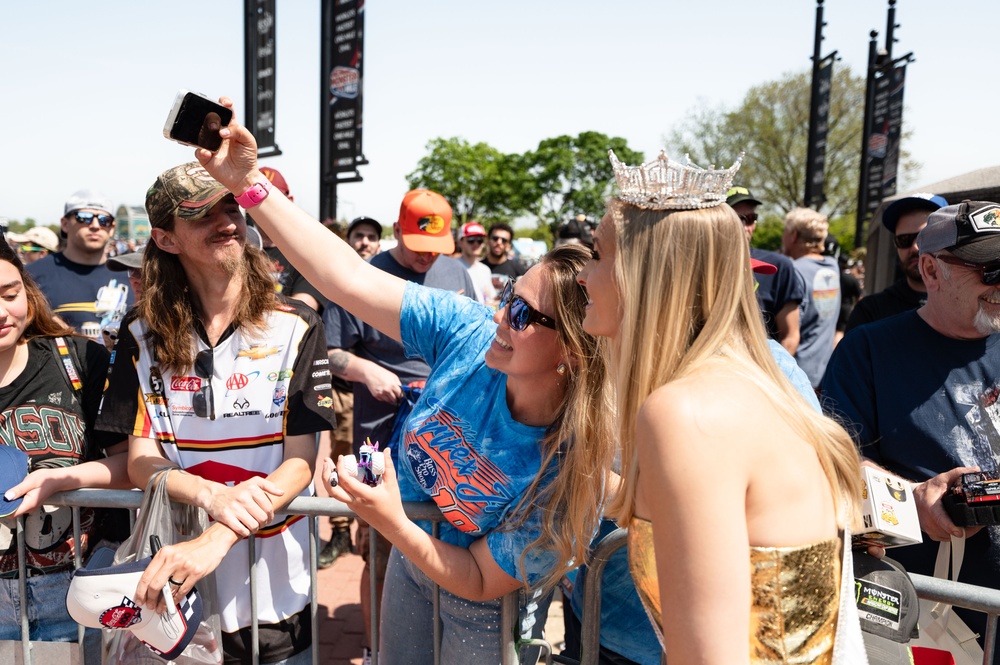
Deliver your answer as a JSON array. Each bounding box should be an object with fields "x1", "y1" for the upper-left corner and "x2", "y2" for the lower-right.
[{"x1": 163, "y1": 90, "x2": 234, "y2": 152}]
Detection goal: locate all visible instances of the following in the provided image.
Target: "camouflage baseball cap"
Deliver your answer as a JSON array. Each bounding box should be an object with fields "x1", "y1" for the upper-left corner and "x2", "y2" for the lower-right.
[{"x1": 145, "y1": 162, "x2": 230, "y2": 228}]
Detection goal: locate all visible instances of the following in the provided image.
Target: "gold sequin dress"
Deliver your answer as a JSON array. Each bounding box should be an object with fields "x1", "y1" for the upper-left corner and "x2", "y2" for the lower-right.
[{"x1": 627, "y1": 518, "x2": 841, "y2": 664}]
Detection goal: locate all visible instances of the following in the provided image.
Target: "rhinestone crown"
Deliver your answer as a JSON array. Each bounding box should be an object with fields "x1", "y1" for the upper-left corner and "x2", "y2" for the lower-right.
[{"x1": 609, "y1": 150, "x2": 744, "y2": 210}]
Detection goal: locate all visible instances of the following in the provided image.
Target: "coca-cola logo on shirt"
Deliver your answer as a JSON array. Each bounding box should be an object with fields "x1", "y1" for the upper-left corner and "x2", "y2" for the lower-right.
[{"x1": 170, "y1": 376, "x2": 202, "y2": 392}]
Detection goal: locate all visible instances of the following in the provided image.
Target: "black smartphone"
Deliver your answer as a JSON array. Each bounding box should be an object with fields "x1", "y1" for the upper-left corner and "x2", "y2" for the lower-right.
[{"x1": 162, "y1": 90, "x2": 233, "y2": 152}]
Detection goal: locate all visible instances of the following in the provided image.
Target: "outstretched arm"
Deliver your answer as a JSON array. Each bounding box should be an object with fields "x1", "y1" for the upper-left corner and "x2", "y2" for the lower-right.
[
  {"x1": 322, "y1": 455, "x2": 522, "y2": 601},
  {"x1": 196, "y1": 98, "x2": 405, "y2": 341}
]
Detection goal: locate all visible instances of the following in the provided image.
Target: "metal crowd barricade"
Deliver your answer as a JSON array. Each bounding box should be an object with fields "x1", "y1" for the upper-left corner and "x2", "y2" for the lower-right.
[
  {"x1": 569, "y1": 528, "x2": 1000, "y2": 665},
  {"x1": 4, "y1": 489, "x2": 520, "y2": 665},
  {"x1": 26, "y1": 491, "x2": 1000, "y2": 665}
]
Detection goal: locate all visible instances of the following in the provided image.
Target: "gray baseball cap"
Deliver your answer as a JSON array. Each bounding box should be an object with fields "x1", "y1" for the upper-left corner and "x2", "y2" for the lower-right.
[{"x1": 918, "y1": 201, "x2": 1000, "y2": 263}]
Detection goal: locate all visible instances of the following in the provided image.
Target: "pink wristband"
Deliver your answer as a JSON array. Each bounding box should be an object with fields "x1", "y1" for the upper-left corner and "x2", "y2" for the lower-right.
[{"x1": 235, "y1": 177, "x2": 272, "y2": 209}]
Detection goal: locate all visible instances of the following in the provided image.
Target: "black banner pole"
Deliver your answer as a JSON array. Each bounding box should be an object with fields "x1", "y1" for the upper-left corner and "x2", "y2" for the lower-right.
[
  {"x1": 854, "y1": 31, "x2": 879, "y2": 250},
  {"x1": 244, "y1": 0, "x2": 281, "y2": 157},
  {"x1": 805, "y1": 0, "x2": 825, "y2": 209},
  {"x1": 319, "y1": 0, "x2": 336, "y2": 221}
]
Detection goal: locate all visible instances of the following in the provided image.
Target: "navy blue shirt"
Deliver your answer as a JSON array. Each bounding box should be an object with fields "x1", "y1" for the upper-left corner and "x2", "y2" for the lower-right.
[{"x1": 27, "y1": 253, "x2": 134, "y2": 333}]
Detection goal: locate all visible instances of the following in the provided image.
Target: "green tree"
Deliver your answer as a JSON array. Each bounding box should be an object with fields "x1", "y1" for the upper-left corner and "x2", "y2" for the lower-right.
[
  {"x1": 666, "y1": 67, "x2": 919, "y2": 222},
  {"x1": 524, "y1": 132, "x2": 643, "y2": 232},
  {"x1": 406, "y1": 138, "x2": 536, "y2": 225}
]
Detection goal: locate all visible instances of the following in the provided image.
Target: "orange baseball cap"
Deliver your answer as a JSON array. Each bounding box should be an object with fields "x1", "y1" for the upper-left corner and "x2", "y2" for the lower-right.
[{"x1": 397, "y1": 189, "x2": 454, "y2": 254}]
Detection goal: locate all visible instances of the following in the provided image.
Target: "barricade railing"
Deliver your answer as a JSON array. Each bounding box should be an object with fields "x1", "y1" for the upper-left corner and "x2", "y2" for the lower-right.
[
  {"x1": 569, "y1": 528, "x2": 1000, "y2": 665},
  {"x1": 3, "y1": 489, "x2": 474, "y2": 665},
  {"x1": 24, "y1": 492, "x2": 1000, "y2": 665}
]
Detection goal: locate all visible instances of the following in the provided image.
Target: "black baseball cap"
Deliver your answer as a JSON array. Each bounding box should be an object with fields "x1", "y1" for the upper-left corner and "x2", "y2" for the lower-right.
[
  {"x1": 726, "y1": 186, "x2": 762, "y2": 207},
  {"x1": 347, "y1": 216, "x2": 382, "y2": 237},
  {"x1": 881, "y1": 193, "x2": 948, "y2": 233}
]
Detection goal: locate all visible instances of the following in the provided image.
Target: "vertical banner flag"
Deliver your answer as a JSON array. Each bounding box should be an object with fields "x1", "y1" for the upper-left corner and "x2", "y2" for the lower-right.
[
  {"x1": 865, "y1": 71, "x2": 892, "y2": 218},
  {"x1": 247, "y1": 0, "x2": 279, "y2": 154},
  {"x1": 328, "y1": 0, "x2": 365, "y2": 173},
  {"x1": 805, "y1": 54, "x2": 835, "y2": 208},
  {"x1": 881, "y1": 65, "x2": 906, "y2": 199}
]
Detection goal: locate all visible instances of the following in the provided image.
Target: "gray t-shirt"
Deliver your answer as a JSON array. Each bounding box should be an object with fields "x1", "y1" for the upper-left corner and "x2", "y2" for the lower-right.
[
  {"x1": 793, "y1": 255, "x2": 841, "y2": 387},
  {"x1": 323, "y1": 252, "x2": 476, "y2": 452}
]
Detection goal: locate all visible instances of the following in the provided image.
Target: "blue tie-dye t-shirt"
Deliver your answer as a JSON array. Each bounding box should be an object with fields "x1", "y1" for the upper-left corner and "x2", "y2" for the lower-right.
[{"x1": 398, "y1": 282, "x2": 556, "y2": 584}]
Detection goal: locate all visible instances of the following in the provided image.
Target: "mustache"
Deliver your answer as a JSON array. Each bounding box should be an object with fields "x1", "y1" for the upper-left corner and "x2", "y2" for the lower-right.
[{"x1": 209, "y1": 231, "x2": 243, "y2": 243}]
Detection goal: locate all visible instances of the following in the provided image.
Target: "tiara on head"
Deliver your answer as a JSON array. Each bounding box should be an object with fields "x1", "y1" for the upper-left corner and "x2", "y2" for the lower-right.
[{"x1": 609, "y1": 150, "x2": 744, "y2": 211}]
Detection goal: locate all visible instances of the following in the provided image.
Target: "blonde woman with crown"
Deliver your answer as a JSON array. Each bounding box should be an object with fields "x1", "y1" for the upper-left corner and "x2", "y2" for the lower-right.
[{"x1": 575, "y1": 152, "x2": 868, "y2": 664}]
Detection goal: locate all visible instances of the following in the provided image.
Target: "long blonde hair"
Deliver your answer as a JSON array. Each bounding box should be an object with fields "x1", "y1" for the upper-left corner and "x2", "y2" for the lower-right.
[
  {"x1": 504, "y1": 244, "x2": 615, "y2": 591},
  {"x1": 604, "y1": 198, "x2": 862, "y2": 526}
]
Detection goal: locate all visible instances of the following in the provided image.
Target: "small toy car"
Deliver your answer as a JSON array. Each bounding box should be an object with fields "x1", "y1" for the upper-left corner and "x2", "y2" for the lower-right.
[
  {"x1": 942, "y1": 471, "x2": 1000, "y2": 526},
  {"x1": 342, "y1": 438, "x2": 385, "y2": 487}
]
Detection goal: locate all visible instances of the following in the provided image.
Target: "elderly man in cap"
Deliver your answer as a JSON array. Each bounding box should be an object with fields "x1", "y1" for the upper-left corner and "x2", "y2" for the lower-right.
[
  {"x1": 27, "y1": 189, "x2": 134, "y2": 337},
  {"x1": 726, "y1": 186, "x2": 805, "y2": 354},
  {"x1": 96, "y1": 162, "x2": 336, "y2": 665},
  {"x1": 845, "y1": 193, "x2": 948, "y2": 332},
  {"x1": 822, "y1": 201, "x2": 1000, "y2": 658},
  {"x1": 322, "y1": 189, "x2": 474, "y2": 663}
]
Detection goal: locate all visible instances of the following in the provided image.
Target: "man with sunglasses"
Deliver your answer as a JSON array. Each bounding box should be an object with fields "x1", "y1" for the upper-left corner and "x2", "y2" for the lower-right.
[
  {"x1": 481, "y1": 222, "x2": 527, "y2": 291},
  {"x1": 96, "y1": 163, "x2": 337, "y2": 665},
  {"x1": 27, "y1": 190, "x2": 135, "y2": 337},
  {"x1": 726, "y1": 186, "x2": 805, "y2": 355},
  {"x1": 846, "y1": 193, "x2": 948, "y2": 333},
  {"x1": 455, "y1": 221, "x2": 497, "y2": 305},
  {"x1": 322, "y1": 188, "x2": 474, "y2": 664},
  {"x1": 822, "y1": 201, "x2": 1000, "y2": 659}
]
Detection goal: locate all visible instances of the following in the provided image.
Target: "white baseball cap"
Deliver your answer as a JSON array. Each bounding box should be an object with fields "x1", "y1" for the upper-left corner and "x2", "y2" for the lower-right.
[{"x1": 67, "y1": 547, "x2": 204, "y2": 660}]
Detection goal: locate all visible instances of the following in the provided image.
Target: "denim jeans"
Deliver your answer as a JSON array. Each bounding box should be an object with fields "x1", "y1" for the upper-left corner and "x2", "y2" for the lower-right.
[
  {"x1": 379, "y1": 547, "x2": 551, "y2": 664},
  {"x1": 0, "y1": 568, "x2": 101, "y2": 663}
]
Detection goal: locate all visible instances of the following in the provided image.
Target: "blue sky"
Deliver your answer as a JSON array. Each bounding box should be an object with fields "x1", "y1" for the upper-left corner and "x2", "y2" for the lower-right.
[{"x1": 3, "y1": 0, "x2": 997, "y2": 230}]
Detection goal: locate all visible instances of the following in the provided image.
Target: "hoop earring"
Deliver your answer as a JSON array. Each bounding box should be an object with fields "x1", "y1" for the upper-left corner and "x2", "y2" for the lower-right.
[{"x1": 556, "y1": 364, "x2": 567, "y2": 376}]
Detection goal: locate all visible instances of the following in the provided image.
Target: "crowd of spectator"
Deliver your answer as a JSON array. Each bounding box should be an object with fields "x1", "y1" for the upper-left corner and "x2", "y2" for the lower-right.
[{"x1": 3, "y1": 127, "x2": 999, "y2": 665}]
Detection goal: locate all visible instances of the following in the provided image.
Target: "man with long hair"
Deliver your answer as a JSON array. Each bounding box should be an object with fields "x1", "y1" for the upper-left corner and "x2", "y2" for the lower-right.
[{"x1": 96, "y1": 162, "x2": 336, "y2": 665}]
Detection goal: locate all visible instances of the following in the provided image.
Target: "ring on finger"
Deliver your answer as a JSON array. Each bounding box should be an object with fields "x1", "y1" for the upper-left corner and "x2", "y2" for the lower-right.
[{"x1": 168, "y1": 576, "x2": 185, "y2": 586}]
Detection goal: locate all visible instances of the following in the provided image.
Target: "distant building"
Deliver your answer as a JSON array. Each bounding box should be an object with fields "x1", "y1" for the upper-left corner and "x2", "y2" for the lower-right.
[{"x1": 115, "y1": 205, "x2": 150, "y2": 243}]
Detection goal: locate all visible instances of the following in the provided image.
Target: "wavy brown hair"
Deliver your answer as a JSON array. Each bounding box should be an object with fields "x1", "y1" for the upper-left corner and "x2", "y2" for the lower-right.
[
  {"x1": 137, "y1": 226, "x2": 279, "y2": 375},
  {"x1": 503, "y1": 244, "x2": 615, "y2": 592}
]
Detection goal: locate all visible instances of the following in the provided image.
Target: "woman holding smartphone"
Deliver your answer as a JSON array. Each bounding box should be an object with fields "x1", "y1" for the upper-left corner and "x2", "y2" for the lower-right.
[{"x1": 195, "y1": 104, "x2": 614, "y2": 663}]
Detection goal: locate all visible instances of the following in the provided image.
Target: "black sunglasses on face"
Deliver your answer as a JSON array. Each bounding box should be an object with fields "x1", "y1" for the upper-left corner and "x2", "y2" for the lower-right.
[
  {"x1": 498, "y1": 279, "x2": 557, "y2": 331},
  {"x1": 192, "y1": 349, "x2": 215, "y2": 419},
  {"x1": 934, "y1": 254, "x2": 1000, "y2": 286},
  {"x1": 738, "y1": 213, "x2": 758, "y2": 225},
  {"x1": 894, "y1": 232, "x2": 919, "y2": 250},
  {"x1": 464, "y1": 237, "x2": 484, "y2": 245},
  {"x1": 489, "y1": 235, "x2": 510, "y2": 244},
  {"x1": 71, "y1": 211, "x2": 114, "y2": 228}
]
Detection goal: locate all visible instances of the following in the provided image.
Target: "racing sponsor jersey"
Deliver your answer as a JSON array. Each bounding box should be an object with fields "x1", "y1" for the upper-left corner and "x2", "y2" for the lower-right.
[{"x1": 97, "y1": 299, "x2": 335, "y2": 634}]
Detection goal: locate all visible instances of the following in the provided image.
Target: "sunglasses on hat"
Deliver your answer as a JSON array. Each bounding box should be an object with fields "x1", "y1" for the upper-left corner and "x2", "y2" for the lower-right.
[{"x1": 498, "y1": 278, "x2": 557, "y2": 331}]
